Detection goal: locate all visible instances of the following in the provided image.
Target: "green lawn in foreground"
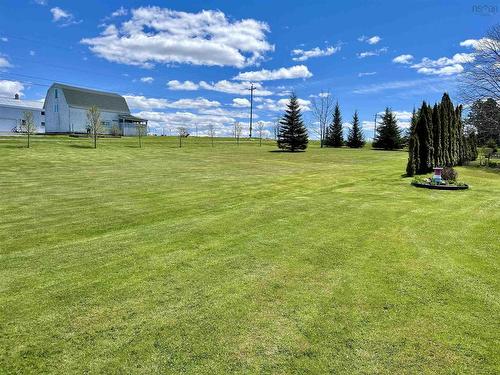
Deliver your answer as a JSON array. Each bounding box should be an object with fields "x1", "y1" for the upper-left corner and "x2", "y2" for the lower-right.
[{"x1": 0, "y1": 135, "x2": 499, "y2": 374}]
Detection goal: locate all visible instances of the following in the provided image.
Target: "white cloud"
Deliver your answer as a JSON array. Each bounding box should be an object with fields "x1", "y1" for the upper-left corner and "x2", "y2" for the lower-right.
[
  {"x1": 81, "y1": 7, "x2": 273, "y2": 68},
  {"x1": 0, "y1": 80, "x2": 24, "y2": 97},
  {"x1": 51, "y1": 7, "x2": 70, "y2": 21},
  {"x1": 199, "y1": 80, "x2": 272, "y2": 96},
  {"x1": 410, "y1": 53, "x2": 474, "y2": 76},
  {"x1": 125, "y1": 95, "x2": 169, "y2": 110},
  {"x1": 124, "y1": 95, "x2": 220, "y2": 110},
  {"x1": 460, "y1": 38, "x2": 496, "y2": 52},
  {"x1": 0, "y1": 37, "x2": 7, "y2": 42},
  {"x1": 50, "y1": 7, "x2": 80, "y2": 26},
  {"x1": 111, "y1": 6, "x2": 128, "y2": 17},
  {"x1": 166, "y1": 80, "x2": 199, "y2": 91},
  {"x1": 291, "y1": 46, "x2": 340, "y2": 61},
  {"x1": 415, "y1": 64, "x2": 464, "y2": 76},
  {"x1": 392, "y1": 54, "x2": 413, "y2": 64},
  {"x1": 140, "y1": 76, "x2": 154, "y2": 83},
  {"x1": 233, "y1": 65, "x2": 312, "y2": 81},
  {"x1": 358, "y1": 35, "x2": 381, "y2": 45},
  {"x1": 34, "y1": 0, "x2": 47, "y2": 5},
  {"x1": 197, "y1": 107, "x2": 250, "y2": 118},
  {"x1": 357, "y1": 47, "x2": 387, "y2": 58},
  {"x1": 377, "y1": 110, "x2": 412, "y2": 123},
  {"x1": 361, "y1": 120, "x2": 375, "y2": 131},
  {"x1": 256, "y1": 98, "x2": 311, "y2": 112},
  {"x1": 168, "y1": 98, "x2": 221, "y2": 109},
  {"x1": 232, "y1": 98, "x2": 251, "y2": 107},
  {"x1": 136, "y1": 110, "x2": 239, "y2": 136},
  {"x1": 0, "y1": 56, "x2": 12, "y2": 69},
  {"x1": 459, "y1": 38, "x2": 488, "y2": 49},
  {"x1": 29, "y1": 50, "x2": 36, "y2": 56},
  {"x1": 358, "y1": 72, "x2": 377, "y2": 77}
]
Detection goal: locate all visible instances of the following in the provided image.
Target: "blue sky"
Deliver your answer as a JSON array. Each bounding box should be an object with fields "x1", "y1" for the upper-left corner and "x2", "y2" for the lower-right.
[{"x1": 0, "y1": 0, "x2": 496, "y2": 137}]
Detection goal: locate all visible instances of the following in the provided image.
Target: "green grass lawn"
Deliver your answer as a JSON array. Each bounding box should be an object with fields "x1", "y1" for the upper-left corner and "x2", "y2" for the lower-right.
[{"x1": 1, "y1": 135, "x2": 499, "y2": 374}]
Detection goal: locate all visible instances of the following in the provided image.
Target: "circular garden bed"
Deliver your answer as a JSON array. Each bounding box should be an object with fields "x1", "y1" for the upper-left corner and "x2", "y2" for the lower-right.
[{"x1": 411, "y1": 181, "x2": 469, "y2": 190}]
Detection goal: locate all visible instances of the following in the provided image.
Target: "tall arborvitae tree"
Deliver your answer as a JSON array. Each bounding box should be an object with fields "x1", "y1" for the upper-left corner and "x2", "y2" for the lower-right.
[
  {"x1": 326, "y1": 102, "x2": 343, "y2": 147},
  {"x1": 415, "y1": 102, "x2": 434, "y2": 173},
  {"x1": 406, "y1": 109, "x2": 420, "y2": 176},
  {"x1": 432, "y1": 104, "x2": 442, "y2": 166},
  {"x1": 277, "y1": 93, "x2": 309, "y2": 152},
  {"x1": 456, "y1": 105, "x2": 466, "y2": 165},
  {"x1": 346, "y1": 111, "x2": 365, "y2": 148},
  {"x1": 441, "y1": 93, "x2": 458, "y2": 165},
  {"x1": 439, "y1": 95, "x2": 451, "y2": 166},
  {"x1": 372, "y1": 107, "x2": 404, "y2": 150}
]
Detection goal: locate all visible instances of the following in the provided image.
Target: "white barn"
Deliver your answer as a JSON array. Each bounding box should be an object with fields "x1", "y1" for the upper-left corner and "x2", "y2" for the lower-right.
[
  {"x1": 44, "y1": 83, "x2": 147, "y2": 136},
  {"x1": 0, "y1": 95, "x2": 45, "y2": 134}
]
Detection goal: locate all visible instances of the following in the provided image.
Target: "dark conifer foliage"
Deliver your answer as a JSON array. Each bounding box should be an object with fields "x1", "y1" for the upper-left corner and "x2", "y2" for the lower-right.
[
  {"x1": 277, "y1": 93, "x2": 309, "y2": 152},
  {"x1": 405, "y1": 93, "x2": 478, "y2": 176},
  {"x1": 406, "y1": 109, "x2": 420, "y2": 177},
  {"x1": 346, "y1": 111, "x2": 365, "y2": 148},
  {"x1": 325, "y1": 102, "x2": 343, "y2": 147},
  {"x1": 372, "y1": 108, "x2": 404, "y2": 150}
]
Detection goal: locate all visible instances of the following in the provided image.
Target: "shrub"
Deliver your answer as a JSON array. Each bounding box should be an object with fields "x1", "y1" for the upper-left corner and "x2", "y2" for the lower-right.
[
  {"x1": 442, "y1": 166, "x2": 458, "y2": 181},
  {"x1": 486, "y1": 138, "x2": 498, "y2": 153},
  {"x1": 111, "y1": 125, "x2": 121, "y2": 136}
]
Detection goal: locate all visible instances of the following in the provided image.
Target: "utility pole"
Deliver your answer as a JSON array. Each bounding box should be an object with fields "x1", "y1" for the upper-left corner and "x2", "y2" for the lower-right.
[
  {"x1": 248, "y1": 83, "x2": 256, "y2": 138},
  {"x1": 373, "y1": 113, "x2": 378, "y2": 141}
]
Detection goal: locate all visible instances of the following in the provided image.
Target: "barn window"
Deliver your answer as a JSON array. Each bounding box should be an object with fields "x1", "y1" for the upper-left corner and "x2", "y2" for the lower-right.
[{"x1": 55, "y1": 89, "x2": 58, "y2": 98}]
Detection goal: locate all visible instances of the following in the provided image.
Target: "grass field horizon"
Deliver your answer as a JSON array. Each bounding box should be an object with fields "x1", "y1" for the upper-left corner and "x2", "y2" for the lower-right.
[{"x1": 1, "y1": 135, "x2": 499, "y2": 374}]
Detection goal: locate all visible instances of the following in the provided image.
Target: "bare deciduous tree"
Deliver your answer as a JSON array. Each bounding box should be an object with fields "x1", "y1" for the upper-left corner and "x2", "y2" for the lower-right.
[
  {"x1": 207, "y1": 124, "x2": 216, "y2": 147},
  {"x1": 273, "y1": 118, "x2": 280, "y2": 141},
  {"x1": 178, "y1": 126, "x2": 189, "y2": 148},
  {"x1": 257, "y1": 121, "x2": 265, "y2": 146},
  {"x1": 86, "y1": 105, "x2": 102, "y2": 149},
  {"x1": 311, "y1": 91, "x2": 334, "y2": 148},
  {"x1": 233, "y1": 121, "x2": 242, "y2": 146},
  {"x1": 460, "y1": 24, "x2": 500, "y2": 103},
  {"x1": 20, "y1": 111, "x2": 37, "y2": 148},
  {"x1": 136, "y1": 122, "x2": 146, "y2": 148}
]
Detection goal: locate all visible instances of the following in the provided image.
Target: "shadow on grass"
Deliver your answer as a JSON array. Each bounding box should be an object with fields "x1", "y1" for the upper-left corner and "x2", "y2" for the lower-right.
[
  {"x1": 0, "y1": 144, "x2": 28, "y2": 149},
  {"x1": 268, "y1": 149, "x2": 306, "y2": 153},
  {"x1": 69, "y1": 144, "x2": 94, "y2": 149}
]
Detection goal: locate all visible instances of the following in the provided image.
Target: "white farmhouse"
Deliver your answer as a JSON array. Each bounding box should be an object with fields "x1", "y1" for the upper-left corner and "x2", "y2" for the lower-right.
[
  {"x1": 0, "y1": 94, "x2": 45, "y2": 134},
  {"x1": 44, "y1": 83, "x2": 147, "y2": 136}
]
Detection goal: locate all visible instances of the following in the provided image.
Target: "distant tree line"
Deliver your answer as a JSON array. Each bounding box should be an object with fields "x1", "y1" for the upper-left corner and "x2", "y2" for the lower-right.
[{"x1": 406, "y1": 93, "x2": 478, "y2": 176}]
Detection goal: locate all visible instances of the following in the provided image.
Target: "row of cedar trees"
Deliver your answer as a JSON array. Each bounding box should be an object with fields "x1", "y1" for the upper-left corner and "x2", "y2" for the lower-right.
[{"x1": 406, "y1": 93, "x2": 478, "y2": 176}]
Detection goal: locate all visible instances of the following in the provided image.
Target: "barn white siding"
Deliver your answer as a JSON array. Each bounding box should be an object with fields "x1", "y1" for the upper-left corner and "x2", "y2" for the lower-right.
[{"x1": 0, "y1": 97, "x2": 45, "y2": 134}]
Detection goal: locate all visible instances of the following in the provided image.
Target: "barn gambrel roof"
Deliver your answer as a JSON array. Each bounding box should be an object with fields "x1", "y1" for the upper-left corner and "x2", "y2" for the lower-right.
[{"x1": 49, "y1": 83, "x2": 130, "y2": 113}]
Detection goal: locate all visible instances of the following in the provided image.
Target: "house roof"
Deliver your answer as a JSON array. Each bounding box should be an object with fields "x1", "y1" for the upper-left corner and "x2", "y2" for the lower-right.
[
  {"x1": 119, "y1": 114, "x2": 148, "y2": 123},
  {"x1": 51, "y1": 83, "x2": 130, "y2": 113},
  {"x1": 0, "y1": 97, "x2": 44, "y2": 111}
]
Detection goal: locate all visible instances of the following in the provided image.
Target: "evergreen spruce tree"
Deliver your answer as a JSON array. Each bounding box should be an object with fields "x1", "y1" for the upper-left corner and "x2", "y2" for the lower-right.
[
  {"x1": 432, "y1": 103, "x2": 442, "y2": 166},
  {"x1": 277, "y1": 93, "x2": 309, "y2": 152},
  {"x1": 346, "y1": 111, "x2": 365, "y2": 148},
  {"x1": 372, "y1": 107, "x2": 404, "y2": 150},
  {"x1": 326, "y1": 102, "x2": 343, "y2": 147}
]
